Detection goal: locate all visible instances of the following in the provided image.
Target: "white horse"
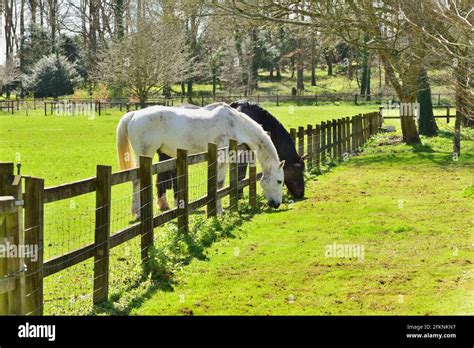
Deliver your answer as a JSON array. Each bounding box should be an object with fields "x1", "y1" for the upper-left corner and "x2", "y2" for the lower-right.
[{"x1": 116, "y1": 103, "x2": 285, "y2": 217}]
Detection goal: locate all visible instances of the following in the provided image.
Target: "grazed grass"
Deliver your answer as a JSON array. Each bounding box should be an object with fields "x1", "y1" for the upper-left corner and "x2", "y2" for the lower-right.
[{"x1": 132, "y1": 130, "x2": 474, "y2": 315}]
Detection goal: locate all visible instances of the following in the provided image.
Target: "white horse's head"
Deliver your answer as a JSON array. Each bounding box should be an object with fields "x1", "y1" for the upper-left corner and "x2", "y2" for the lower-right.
[{"x1": 260, "y1": 160, "x2": 285, "y2": 208}]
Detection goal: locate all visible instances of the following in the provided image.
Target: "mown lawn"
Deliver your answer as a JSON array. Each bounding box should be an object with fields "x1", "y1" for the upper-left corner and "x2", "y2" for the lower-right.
[{"x1": 132, "y1": 131, "x2": 474, "y2": 315}]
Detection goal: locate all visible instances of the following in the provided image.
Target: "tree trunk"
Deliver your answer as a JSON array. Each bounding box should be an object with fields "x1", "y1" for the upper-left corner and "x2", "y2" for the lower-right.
[
  {"x1": 455, "y1": 59, "x2": 473, "y2": 129},
  {"x1": 212, "y1": 68, "x2": 217, "y2": 97},
  {"x1": 114, "y1": 0, "x2": 124, "y2": 38},
  {"x1": 366, "y1": 54, "x2": 371, "y2": 101},
  {"x1": 453, "y1": 110, "x2": 461, "y2": 157},
  {"x1": 187, "y1": 80, "x2": 193, "y2": 102},
  {"x1": 400, "y1": 94, "x2": 421, "y2": 144},
  {"x1": 162, "y1": 84, "x2": 171, "y2": 98},
  {"x1": 245, "y1": 29, "x2": 258, "y2": 93},
  {"x1": 48, "y1": 0, "x2": 58, "y2": 52},
  {"x1": 29, "y1": 0, "x2": 37, "y2": 24},
  {"x1": 290, "y1": 57, "x2": 295, "y2": 78},
  {"x1": 139, "y1": 89, "x2": 147, "y2": 108},
  {"x1": 379, "y1": 51, "x2": 421, "y2": 144},
  {"x1": 276, "y1": 64, "x2": 281, "y2": 79},
  {"x1": 416, "y1": 68, "x2": 438, "y2": 136},
  {"x1": 378, "y1": 60, "x2": 382, "y2": 89},
  {"x1": 452, "y1": 58, "x2": 472, "y2": 155},
  {"x1": 360, "y1": 57, "x2": 367, "y2": 98},
  {"x1": 89, "y1": 0, "x2": 99, "y2": 68},
  {"x1": 326, "y1": 49, "x2": 333, "y2": 76},
  {"x1": 40, "y1": 0, "x2": 44, "y2": 26},
  {"x1": 311, "y1": 36, "x2": 316, "y2": 86},
  {"x1": 4, "y1": 0, "x2": 15, "y2": 59}
]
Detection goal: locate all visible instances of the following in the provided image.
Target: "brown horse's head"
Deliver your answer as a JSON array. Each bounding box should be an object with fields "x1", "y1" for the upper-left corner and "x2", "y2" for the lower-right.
[{"x1": 284, "y1": 156, "x2": 305, "y2": 199}]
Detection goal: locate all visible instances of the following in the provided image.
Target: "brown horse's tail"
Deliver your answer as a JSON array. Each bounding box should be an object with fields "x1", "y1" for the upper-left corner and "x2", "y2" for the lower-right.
[{"x1": 116, "y1": 112, "x2": 136, "y2": 170}]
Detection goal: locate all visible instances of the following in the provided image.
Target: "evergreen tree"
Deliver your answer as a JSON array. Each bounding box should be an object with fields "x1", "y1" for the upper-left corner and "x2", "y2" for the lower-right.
[{"x1": 417, "y1": 68, "x2": 438, "y2": 136}]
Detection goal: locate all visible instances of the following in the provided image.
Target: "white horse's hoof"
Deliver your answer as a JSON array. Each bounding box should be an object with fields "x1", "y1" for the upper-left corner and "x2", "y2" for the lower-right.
[{"x1": 157, "y1": 197, "x2": 170, "y2": 211}]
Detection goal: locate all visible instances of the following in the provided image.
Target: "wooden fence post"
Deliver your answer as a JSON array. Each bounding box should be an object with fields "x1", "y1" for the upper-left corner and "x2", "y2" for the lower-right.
[
  {"x1": 351, "y1": 117, "x2": 358, "y2": 152},
  {"x1": 371, "y1": 113, "x2": 376, "y2": 134},
  {"x1": 93, "y1": 165, "x2": 111, "y2": 305},
  {"x1": 0, "y1": 163, "x2": 13, "y2": 314},
  {"x1": 290, "y1": 128, "x2": 297, "y2": 143},
  {"x1": 176, "y1": 150, "x2": 189, "y2": 234},
  {"x1": 321, "y1": 122, "x2": 327, "y2": 163},
  {"x1": 229, "y1": 139, "x2": 239, "y2": 212},
  {"x1": 366, "y1": 113, "x2": 370, "y2": 136},
  {"x1": 249, "y1": 151, "x2": 257, "y2": 207},
  {"x1": 4, "y1": 175, "x2": 25, "y2": 315},
  {"x1": 139, "y1": 156, "x2": 154, "y2": 262},
  {"x1": 306, "y1": 125, "x2": 313, "y2": 170},
  {"x1": 358, "y1": 114, "x2": 364, "y2": 146},
  {"x1": 327, "y1": 121, "x2": 332, "y2": 161},
  {"x1": 297, "y1": 126, "x2": 305, "y2": 156},
  {"x1": 370, "y1": 113, "x2": 375, "y2": 135},
  {"x1": 23, "y1": 176, "x2": 44, "y2": 315},
  {"x1": 375, "y1": 112, "x2": 380, "y2": 133},
  {"x1": 207, "y1": 143, "x2": 218, "y2": 218},
  {"x1": 332, "y1": 119, "x2": 337, "y2": 160},
  {"x1": 337, "y1": 119, "x2": 343, "y2": 159},
  {"x1": 341, "y1": 117, "x2": 347, "y2": 156},
  {"x1": 345, "y1": 117, "x2": 351, "y2": 155},
  {"x1": 314, "y1": 125, "x2": 321, "y2": 170}
]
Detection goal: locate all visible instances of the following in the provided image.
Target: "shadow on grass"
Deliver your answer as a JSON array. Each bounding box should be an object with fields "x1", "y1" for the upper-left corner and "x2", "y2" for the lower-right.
[
  {"x1": 91, "y1": 202, "x2": 263, "y2": 315},
  {"x1": 349, "y1": 136, "x2": 474, "y2": 168}
]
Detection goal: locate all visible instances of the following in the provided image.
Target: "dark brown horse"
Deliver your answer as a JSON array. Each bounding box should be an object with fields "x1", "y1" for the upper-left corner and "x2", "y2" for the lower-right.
[
  {"x1": 156, "y1": 101, "x2": 305, "y2": 208},
  {"x1": 230, "y1": 100, "x2": 305, "y2": 199}
]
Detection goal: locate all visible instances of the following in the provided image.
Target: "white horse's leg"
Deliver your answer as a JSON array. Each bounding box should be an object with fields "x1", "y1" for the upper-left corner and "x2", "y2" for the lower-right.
[
  {"x1": 216, "y1": 162, "x2": 228, "y2": 215},
  {"x1": 130, "y1": 146, "x2": 159, "y2": 220},
  {"x1": 132, "y1": 179, "x2": 141, "y2": 218},
  {"x1": 157, "y1": 194, "x2": 170, "y2": 211}
]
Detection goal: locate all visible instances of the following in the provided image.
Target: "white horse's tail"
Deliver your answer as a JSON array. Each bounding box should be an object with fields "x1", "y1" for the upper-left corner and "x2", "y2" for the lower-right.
[{"x1": 116, "y1": 112, "x2": 136, "y2": 170}]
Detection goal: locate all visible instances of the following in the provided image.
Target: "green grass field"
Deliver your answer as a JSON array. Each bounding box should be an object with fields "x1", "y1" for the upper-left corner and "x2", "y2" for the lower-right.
[
  {"x1": 0, "y1": 103, "x2": 472, "y2": 315},
  {"x1": 133, "y1": 133, "x2": 474, "y2": 315}
]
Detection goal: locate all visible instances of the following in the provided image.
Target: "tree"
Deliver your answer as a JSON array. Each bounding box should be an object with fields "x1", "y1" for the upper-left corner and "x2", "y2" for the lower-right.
[
  {"x1": 23, "y1": 54, "x2": 82, "y2": 98},
  {"x1": 0, "y1": 58, "x2": 21, "y2": 94},
  {"x1": 21, "y1": 25, "x2": 53, "y2": 73},
  {"x1": 217, "y1": 0, "x2": 423, "y2": 144},
  {"x1": 94, "y1": 19, "x2": 189, "y2": 106},
  {"x1": 417, "y1": 68, "x2": 438, "y2": 136},
  {"x1": 399, "y1": 0, "x2": 473, "y2": 155}
]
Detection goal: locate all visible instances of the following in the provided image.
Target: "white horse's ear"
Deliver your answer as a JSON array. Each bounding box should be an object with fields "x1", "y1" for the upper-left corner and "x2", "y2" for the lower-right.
[{"x1": 279, "y1": 160, "x2": 285, "y2": 169}]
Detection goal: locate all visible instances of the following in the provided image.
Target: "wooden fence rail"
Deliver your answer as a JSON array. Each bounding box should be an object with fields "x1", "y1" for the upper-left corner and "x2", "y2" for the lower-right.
[{"x1": 0, "y1": 111, "x2": 382, "y2": 315}]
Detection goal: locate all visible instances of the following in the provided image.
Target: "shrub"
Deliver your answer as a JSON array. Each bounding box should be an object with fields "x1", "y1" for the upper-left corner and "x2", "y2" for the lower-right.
[{"x1": 23, "y1": 54, "x2": 82, "y2": 98}]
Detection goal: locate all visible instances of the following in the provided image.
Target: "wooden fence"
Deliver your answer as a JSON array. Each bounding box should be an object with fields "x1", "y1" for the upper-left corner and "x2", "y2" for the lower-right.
[
  {"x1": 43, "y1": 99, "x2": 175, "y2": 116},
  {"x1": 0, "y1": 111, "x2": 382, "y2": 315},
  {"x1": 0, "y1": 100, "x2": 15, "y2": 114},
  {"x1": 0, "y1": 92, "x2": 457, "y2": 115},
  {"x1": 380, "y1": 105, "x2": 457, "y2": 123}
]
